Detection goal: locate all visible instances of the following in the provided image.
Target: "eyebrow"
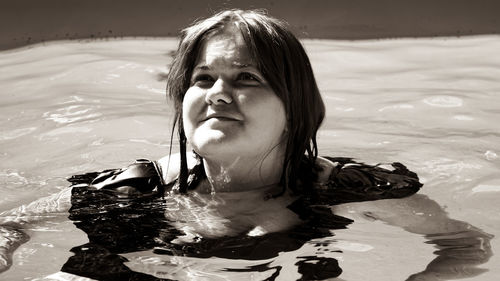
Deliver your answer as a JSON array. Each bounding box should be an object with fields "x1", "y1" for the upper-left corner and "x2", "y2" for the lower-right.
[{"x1": 194, "y1": 62, "x2": 256, "y2": 70}]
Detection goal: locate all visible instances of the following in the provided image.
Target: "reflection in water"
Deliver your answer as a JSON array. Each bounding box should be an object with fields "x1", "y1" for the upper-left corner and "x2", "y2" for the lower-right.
[
  {"x1": 336, "y1": 193, "x2": 494, "y2": 281},
  {"x1": 408, "y1": 230, "x2": 492, "y2": 281},
  {"x1": 399, "y1": 196, "x2": 494, "y2": 281},
  {"x1": 60, "y1": 168, "x2": 492, "y2": 281},
  {"x1": 0, "y1": 226, "x2": 29, "y2": 273}
]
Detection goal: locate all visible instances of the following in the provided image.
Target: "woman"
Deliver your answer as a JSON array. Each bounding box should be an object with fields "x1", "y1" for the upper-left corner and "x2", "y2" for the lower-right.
[{"x1": 83, "y1": 9, "x2": 421, "y2": 239}]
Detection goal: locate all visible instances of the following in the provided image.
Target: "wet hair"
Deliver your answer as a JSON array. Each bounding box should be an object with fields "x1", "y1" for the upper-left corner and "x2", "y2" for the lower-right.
[{"x1": 166, "y1": 9, "x2": 325, "y2": 195}]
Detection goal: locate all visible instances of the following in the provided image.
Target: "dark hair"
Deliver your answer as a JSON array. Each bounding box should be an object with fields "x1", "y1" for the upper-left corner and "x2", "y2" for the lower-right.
[{"x1": 166, "y1": 9, "x2": 325, "y2": 194}]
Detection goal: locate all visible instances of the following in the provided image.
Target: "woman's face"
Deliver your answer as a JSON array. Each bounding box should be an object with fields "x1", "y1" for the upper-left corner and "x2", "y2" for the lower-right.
[{"x1": 182, "y1": 26, "x2": 287, "y2": 161}]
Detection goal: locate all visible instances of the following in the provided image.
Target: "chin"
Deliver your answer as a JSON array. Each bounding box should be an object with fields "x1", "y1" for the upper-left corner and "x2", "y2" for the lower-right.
[{"x1": 190, "y1": 130, "x2": 238, "y2": 157}]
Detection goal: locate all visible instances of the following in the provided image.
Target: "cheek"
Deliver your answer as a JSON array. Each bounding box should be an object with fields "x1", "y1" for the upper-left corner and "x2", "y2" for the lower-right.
[
  {"x1": 268, "y1": 99, "x2": 287, "y2": 136},
  {"x1": 181, "y1": 88, "x2": 203, "y2": 138},
  {"x1": 243, "y1": 92, "x2": 287, "y2": 137}
]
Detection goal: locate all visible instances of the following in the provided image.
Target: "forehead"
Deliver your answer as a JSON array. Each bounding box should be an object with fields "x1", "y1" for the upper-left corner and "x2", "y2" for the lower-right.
[{"x1": 195, "y1": 25, "x2": 255, "y2": 67}]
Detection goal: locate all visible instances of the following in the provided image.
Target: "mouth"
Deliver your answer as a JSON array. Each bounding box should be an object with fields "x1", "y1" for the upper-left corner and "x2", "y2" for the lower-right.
[{"x1": 201, "y1": 113, "x2": 241, "y2": 122}]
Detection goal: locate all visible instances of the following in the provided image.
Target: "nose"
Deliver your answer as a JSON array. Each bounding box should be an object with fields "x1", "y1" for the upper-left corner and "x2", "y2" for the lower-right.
[{"x1": 205, "y1": 78, "x2": 233, "y2": 105}]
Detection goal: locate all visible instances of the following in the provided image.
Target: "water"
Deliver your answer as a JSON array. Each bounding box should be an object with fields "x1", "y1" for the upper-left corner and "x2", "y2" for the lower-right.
[{"x1": 0, "y1": 36, "x2": 499, "y2": 280}]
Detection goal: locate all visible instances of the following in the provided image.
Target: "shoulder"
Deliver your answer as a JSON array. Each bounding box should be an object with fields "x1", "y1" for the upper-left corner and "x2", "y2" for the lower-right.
[
  {"x1": 311, "y1": 156, "x2": 423, "y2": 204},
  {"x1": 157, "y1": 151, "x2": 200, "y2": 184},
  {"x1": 312, "y1": 156, "x2": 337, "y2": 185}
]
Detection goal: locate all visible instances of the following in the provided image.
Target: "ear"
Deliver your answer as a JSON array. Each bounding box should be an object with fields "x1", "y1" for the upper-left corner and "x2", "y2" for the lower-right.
[{"x1": 280, "y1": 124, "x2": 289, "y2": 142}]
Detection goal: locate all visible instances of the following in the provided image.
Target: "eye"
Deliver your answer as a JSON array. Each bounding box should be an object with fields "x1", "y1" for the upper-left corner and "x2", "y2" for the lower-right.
[
  {"x1": 236, "y1": 72, "x2": 261, "y2": 85},
  {"x1": 191, "y1": 74, "x2": 214, "y2": 87}
]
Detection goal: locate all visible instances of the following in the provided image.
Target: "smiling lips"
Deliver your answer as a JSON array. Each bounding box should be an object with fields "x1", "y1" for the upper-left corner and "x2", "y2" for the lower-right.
[{"x1": 202, "y1": 113, "x2": 242, "y2": 122}]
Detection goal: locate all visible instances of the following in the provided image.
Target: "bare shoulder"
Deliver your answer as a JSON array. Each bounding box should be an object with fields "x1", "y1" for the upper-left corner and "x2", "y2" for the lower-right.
[
  {"x1": 157, "y1": 152, "x2": 199, "y2": 184},
  {"x1": 314, "y1": 156, "x2": 336, "y2": 184}
]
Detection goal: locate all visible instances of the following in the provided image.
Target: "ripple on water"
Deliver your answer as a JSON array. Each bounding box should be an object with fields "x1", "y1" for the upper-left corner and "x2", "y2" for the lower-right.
[
  {"x1": 0, "y1": 127, "x2": 37, "y2": 141},
  {"x1": 334, "y1": 240, "x2": 374, "y2": 252},
  {"x1": 422, "y1": 158, "x2": 483, "y2": 181},
  {"x1": 484, "y1": 150, "x2": 498, "y2": 160},
  {"x1": 472, "y1": 185, "x2": 500, "y2": 193},
  {"x1": 453, "y1": 115, "x2": 474, "y2": 121},
  {"x1": 57, "y1": 95, "x2": 84, "y2": 105},
  {"x1": 43, "y1": 105, "x2": 102, "y2": 124},
  {"x1": 423, "y1": 95, "x2": 463, "y2": 107},
  {"x1": 378, "y1": 104, "x2": 414, "y2": 112},
  {"x1": 0, "y1": 170, "x2": 29, "y2": 185},
  {"x1": 136, "y1": 84, "x2": 165, "y2": 94},
  {"x1": 37, "y1": 126, "x2": 93, "y2": 141}
]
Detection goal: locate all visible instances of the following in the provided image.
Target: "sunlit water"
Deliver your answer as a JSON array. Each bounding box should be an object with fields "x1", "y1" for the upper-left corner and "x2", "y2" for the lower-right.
[{"x1": 0, "y1": 36, "x2": 499, "y2": 280}]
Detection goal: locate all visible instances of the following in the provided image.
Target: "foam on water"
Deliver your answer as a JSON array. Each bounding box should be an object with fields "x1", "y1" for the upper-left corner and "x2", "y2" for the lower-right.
[{"x1": 1, "y1": 36, "x2": 500, "y2": 280}]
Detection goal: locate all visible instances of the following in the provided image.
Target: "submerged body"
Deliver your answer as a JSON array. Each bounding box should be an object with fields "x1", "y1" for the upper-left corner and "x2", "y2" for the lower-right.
[
  {"x1": 58, "y1": 154, "x2": 422, "y2": 279},
  {"x1": 72, "y1": 153, "x2": 422, "y2": 236},
  {"x1": 60, "y1": 155, "x2": 490, "y2": 281},
  {"x1": 0, "y1": 155, "x2": 492, "y2": 280}
]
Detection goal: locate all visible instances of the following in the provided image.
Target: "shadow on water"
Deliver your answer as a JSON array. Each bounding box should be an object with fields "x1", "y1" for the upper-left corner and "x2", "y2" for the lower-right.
[{"x1": 61, "y1": 173, "x2": 493, "y2": 281}]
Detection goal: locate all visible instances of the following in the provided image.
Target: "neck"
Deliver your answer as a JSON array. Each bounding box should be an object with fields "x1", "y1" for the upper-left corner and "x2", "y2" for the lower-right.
[{"x1": 201, "y1": 151, "x2": 284, "y2": 193}]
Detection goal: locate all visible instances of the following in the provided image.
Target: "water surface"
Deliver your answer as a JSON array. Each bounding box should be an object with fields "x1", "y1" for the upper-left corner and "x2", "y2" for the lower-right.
[{"x1": 0, "y1": 36, "x2": 499, "y2": 280}]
